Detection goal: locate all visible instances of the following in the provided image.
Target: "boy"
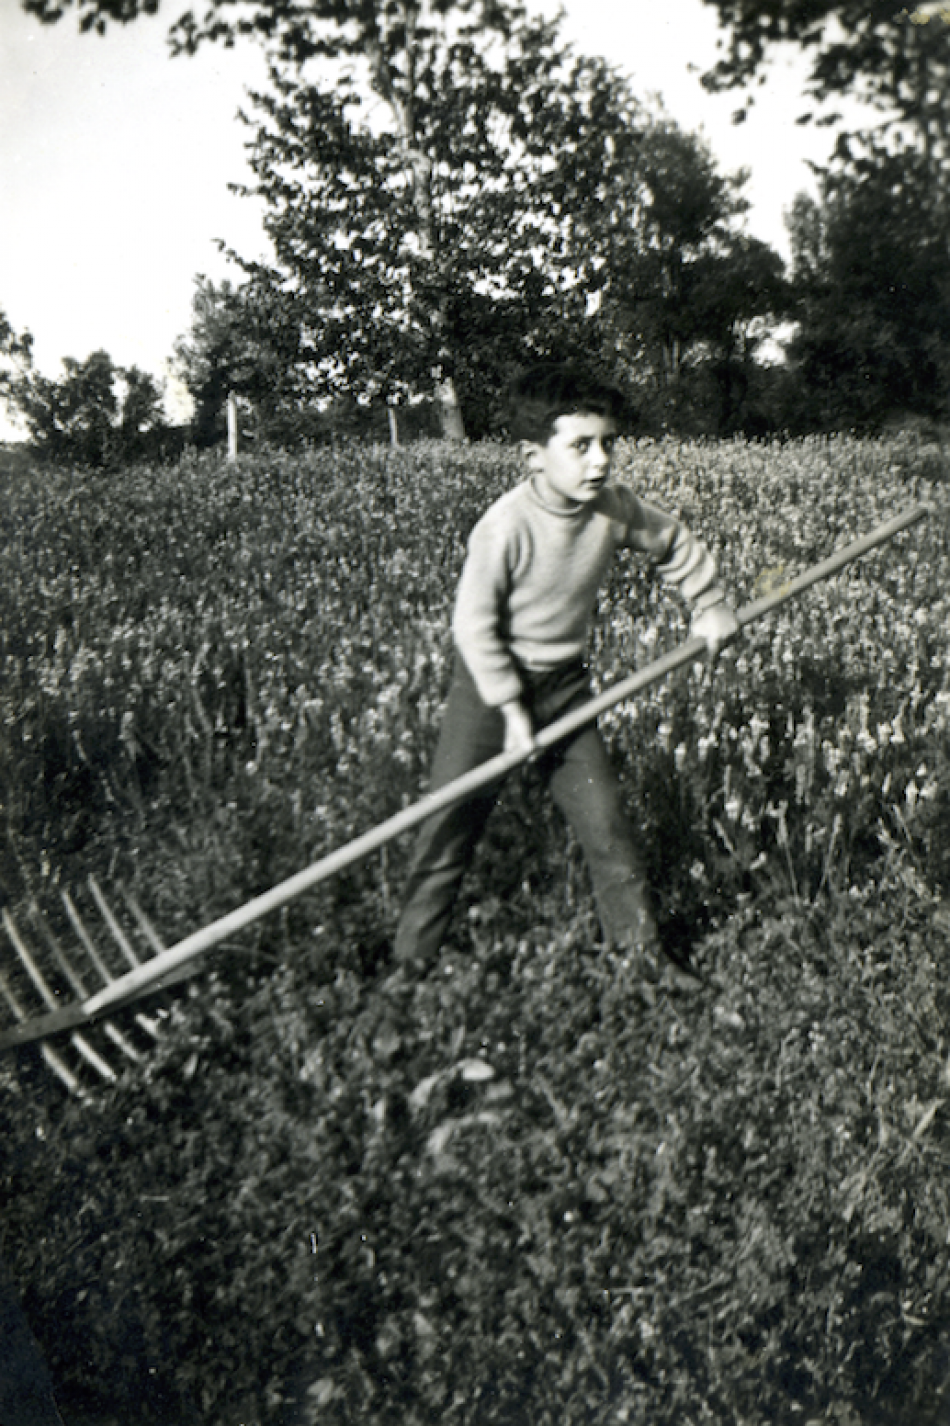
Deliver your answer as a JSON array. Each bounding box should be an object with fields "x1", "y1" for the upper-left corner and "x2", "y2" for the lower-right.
[{"x1": 394, "y1": 366, "x2": 738, "y2": 986}]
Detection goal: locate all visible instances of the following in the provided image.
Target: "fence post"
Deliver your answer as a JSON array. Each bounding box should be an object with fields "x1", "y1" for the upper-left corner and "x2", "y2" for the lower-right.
[{"x1": 227, "y1": 392, "x2": 238, "y2": 463}]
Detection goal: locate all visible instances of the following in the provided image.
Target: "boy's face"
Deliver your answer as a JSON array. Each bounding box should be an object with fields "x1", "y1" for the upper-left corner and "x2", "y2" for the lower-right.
[{"x1": 525, "y1": 412, "x2": 618, "y2": 511}]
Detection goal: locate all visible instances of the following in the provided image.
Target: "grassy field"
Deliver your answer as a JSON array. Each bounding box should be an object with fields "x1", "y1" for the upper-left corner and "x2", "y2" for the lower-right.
[{"x1": 2, "y1": 434, "x2": 950, "y2": 1424}]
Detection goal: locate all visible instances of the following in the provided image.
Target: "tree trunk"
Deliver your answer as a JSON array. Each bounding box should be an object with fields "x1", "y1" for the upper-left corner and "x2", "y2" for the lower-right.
[
  {"x1": 436, "y1": 378, "x2": 465, "y2": 441},
  {"x1": 372, "y1": 15, "x2": 466, "y2": 442},
  {"x1": 404, "y1": 142, "x2": 465, "y2": 439}
]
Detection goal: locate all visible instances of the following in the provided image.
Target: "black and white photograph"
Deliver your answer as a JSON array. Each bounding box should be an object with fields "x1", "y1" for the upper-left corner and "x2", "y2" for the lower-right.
[{"x1": 1, "y1": 2, "x2": 949, "y2": 1422}]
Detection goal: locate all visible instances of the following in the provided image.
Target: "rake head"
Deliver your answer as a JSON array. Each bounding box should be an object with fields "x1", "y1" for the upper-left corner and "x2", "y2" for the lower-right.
[{"x1": 0, "y1": 878, "x2": 188, "y2": 1094}]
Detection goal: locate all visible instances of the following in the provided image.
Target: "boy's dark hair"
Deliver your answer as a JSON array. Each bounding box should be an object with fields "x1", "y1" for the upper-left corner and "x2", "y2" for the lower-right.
[{"x1": 506, "y1": 364, "x2": 628, "y2": 444}]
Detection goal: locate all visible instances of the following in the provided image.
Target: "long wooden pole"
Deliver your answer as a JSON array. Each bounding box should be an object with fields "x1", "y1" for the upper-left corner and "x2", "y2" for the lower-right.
[{"x1": 0, "y1": 503, "x2": 931, "y2": 1044}]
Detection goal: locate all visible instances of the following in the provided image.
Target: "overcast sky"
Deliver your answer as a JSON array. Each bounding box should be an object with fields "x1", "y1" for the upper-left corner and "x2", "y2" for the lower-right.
[{"x1": 0, "y1": 0, "x2": 868, "y2": 431}]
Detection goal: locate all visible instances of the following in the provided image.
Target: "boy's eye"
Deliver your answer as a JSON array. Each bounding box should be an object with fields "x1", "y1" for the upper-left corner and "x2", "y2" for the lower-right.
[{"x1": 572, "y1": 438, "x2": 614, "y2": 454}]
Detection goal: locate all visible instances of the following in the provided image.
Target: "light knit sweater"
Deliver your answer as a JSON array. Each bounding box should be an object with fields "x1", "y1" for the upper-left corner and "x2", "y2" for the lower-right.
[{"x1": 452, "y1": 477, "x2": 726, "y2": 706}]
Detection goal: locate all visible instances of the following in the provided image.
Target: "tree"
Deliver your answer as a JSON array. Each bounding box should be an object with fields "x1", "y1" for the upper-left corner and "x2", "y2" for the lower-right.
[
  {"x1": 571, "y1": 122, "x2": 788, "y2": 431},
  {"x1": 173, "y1": 275, "x2": 303, "y2": 444},
  {"x1": 3, "y1": 304, "x2": 171, "y2": 461},
  {"x1": 783, "y1": 146, "x2": 950, "y2": 430},
  {"x1": 119, "y1": 364, "x2": 167, "y2": 442},
  {"x1": 0, "y1": 309, "x2": 34, "y2": 425},
  {"x1": 231, "y1": 42, "x2": 790, "y2": 435},
  {"x1": 698, "y1": 2, "x2": 950, "y2": 431},
  {"x1": 699, "y1": 1, "x2": 950, "y2": 173},
  {"x1": 226, "y1": 18, "x2": 671, "y2": 435},
  {"x1": 172, "y1": 65, "x2": 785, "y2": 439},
  {"x1": 27, "y1": 0, "x2": 577, "y2": 438},
  {"x1": 5, "y1": 348, "x2": 169, "y2": 465},
  {"x1": 29, "y1": 1, "x2": 786, "y2": 439}
]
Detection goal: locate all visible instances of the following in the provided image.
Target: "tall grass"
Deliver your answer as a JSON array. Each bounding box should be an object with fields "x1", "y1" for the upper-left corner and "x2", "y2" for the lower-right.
[{"x1": 1, "y1": 435, "x2": 950, "y2": 1424}]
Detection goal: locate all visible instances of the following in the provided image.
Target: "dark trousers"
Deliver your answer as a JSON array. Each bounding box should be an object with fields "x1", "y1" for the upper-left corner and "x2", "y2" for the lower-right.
[{"x1": 394, "y1": 657, "x2": 654, "y2": 968}]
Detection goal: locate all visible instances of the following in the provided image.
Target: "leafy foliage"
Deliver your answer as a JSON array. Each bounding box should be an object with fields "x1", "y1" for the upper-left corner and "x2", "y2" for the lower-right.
[
  {"x1": 699, "y1": 0, "x2": 950, "y2": 161},
  {"x1": 227, "y1": 26, "x2": 701, "y2": 429},
  {"x1": 173, "y1": 275, "x2": 303, "y2": 445},
  {"x1": 697, "y1": 1, "x2": 950, "y2": 436},
  {"x1": 24, "y1": 0, "x2": 787, "y2": 437},
  {"x1": 2, "y1": 346, "x2": 170, "y2": 466},
  {"x1": 0, "y1": 306, "x2": 35, "y2": 439},
  {"x1": 783, "y1": 146, "x2": 950, "y2": 431},
  {"x1": 2, "y1": 435, "x2": 950, "y2": 1423},
  {"x1": 581, "y1": 123, "x2": 788, "y2": 434},
  {"x1": 189, "y1": 62, "x2": 786, "y2": 437},
  {"x1": 0, "y1": 306, "x2": 33, "y2": 370}
]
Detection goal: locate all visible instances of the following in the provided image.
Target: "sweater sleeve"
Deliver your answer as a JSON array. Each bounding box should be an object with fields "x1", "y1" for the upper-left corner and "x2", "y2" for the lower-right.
[
  {"x1": 621, "y1": 492, "x2": 727, "y2": 612},
  {"x1": 451, "y1": 515, "x2": 524, "y2": 707}
]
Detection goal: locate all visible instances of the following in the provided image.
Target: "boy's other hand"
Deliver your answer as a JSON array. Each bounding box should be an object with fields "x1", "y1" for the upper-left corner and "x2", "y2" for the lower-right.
[
  {"x1": 501, "y1": 699, "x2": 535, "y2": 754},
  {"x1": 690, "y1": 602, "x2": 740, "y2": 657}
]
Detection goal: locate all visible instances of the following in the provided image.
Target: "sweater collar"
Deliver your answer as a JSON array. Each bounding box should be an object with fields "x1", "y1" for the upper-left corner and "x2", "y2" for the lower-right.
[{"x1": 526, "y1": 476, "x2": 600, "y2": 519}]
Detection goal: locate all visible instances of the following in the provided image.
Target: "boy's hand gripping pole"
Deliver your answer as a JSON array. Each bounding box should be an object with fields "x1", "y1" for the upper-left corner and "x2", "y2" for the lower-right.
[{"x1": 5, "y1": 503, "x2": 931, "y2": 1041}]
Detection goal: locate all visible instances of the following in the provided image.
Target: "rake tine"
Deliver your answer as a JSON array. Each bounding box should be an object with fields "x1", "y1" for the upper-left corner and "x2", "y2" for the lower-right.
[
  {"x1": 69, "y1": 1036, "x2": 117, "y2": 1082},
  {"x1": 0, "y1": 969, "x2": 86, "y2": 1096},
  {"x1": 102, "y1": 1021, "x2": 143, "y2": 1064},
  {"x1": 41, "y1": 1042, "x2": 84, "y2": 1094},
  {"x1": 0, "y1": 966, "x2": 25, "y2": 1026},
  {"x1": 87, "y1": 876, "x2": 141, "y2": 970},
  {"x1": 109, "y1": 886, "x2": 168, "y2": 1040},
  {"x1": 60, "y1": 891, "x2": 162, "y2": 1040},
  {"x1": 29, "y1": 903, "x2": 90, "y2": 998},
  {"x1": 130, "y1": 1008, "x2": 162, "y2": 1040},
  {"x1": 117, "y1": 883, "x2": 168, "y2": 959},
  {"x1": 61, "y1": 890, "x2": 117, "y2": 987},
  {"x1": 3, "y1": 909, "x2": 117, "y2": 1083},
  {"x1": 43, "y1": 1044, "x2": 84, "y2": 1093},
  {"x1": 29, "y1": 904, "x2": 149, "y2": 1060},
  {"x1": 3, "y1": 909, "x2": 66, "y2": 1011}
]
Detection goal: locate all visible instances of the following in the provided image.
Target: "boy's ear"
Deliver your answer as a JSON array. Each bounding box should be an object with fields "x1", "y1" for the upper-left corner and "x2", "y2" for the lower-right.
[{"x1": 520, "y1": 438, "x2": 544, "y2": 471}]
